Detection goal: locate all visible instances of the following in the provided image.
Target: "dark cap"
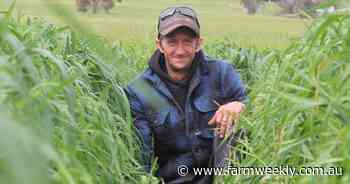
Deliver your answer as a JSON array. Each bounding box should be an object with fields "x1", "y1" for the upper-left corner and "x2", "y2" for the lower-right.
[{"x1": 157, "y1": 6, "x2": 200, "y2": 37}]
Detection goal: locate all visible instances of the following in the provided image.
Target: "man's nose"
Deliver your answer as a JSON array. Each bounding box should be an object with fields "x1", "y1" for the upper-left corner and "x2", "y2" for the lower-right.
[{"x1": 175, "y1": 43, "x2": 186, "y2": 55}]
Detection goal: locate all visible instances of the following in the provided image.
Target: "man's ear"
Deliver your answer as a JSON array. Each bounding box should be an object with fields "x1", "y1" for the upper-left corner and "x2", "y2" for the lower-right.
[
  {"x1": 156, "y1": 39, "x2": 164, "y2": 53},
  {"x1": 195, "y1": 38, "x2": 203, "y2": 52}
]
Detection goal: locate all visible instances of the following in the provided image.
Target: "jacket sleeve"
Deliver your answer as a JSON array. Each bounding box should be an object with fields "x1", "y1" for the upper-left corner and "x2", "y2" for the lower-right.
[
  {"x1": 124, "y1": 86, "x2": 153, "y2": 173},
  {"x1": 220, "y1": 62, "x2": 248, "y2": 105}
]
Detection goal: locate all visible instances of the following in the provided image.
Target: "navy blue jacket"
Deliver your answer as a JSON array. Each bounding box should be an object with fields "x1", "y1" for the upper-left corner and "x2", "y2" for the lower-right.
[{"x1": 125, "y1": 50, "x2": 247, "y2": 183}]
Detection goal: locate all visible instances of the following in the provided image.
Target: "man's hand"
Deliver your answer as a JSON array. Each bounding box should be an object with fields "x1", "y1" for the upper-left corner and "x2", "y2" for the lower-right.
[{"x1": 208, "y1": 101, "x2": 245, "y2": 138}]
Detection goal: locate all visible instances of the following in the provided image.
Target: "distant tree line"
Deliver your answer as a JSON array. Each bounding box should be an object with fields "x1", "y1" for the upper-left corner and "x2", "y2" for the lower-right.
[
  {"x1": 241, "y1": 0, "x2": 325, "y2": 14},
  {"x1": 76, "y1": 0, "x2": 122, "y2": 14}
]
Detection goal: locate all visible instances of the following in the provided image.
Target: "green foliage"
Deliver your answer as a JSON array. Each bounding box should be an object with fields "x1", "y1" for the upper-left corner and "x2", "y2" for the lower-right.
[
  {"x1": 221, "y1": 13, "x2": 350, "y2": 183},
  {"x1": 1, "y1": 1, "x2": 349, "y2": 184},
  {"x1": 0, "y1": 6, "x2": 152, "y2": 184}
]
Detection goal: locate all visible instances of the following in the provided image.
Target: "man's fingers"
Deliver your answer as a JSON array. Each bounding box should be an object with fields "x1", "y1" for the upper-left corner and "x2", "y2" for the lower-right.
[
  {"x1": 232, "y1": 111, "x2": 240, "y2": 120},
  {"x1": 219, "y1": 122, "x2": 226, "y2": 138},
  {"x1": 209, "y1": 111, "x2": 222, "y2": 125},
  {"x1": 208, "y1": 116, "x2": 214, "y2": 125},
  {"x1": 219, "y1": 111, "x2": 229, "y2": 138},
  {"x1": 225, "y1": 115, "x2": 234, "y2": 137},
  {"x1": 225, "y1": 123, "x2": 231, "y2": 138},
  {"x1": 208, "y1": 102, "x2": 245, "y2": 138},
  {"x1": 216, "y1": 111, "x2": 223, "y2": 124},
  {"x1": 222, "y1": 111, "x2": 229, "y2": 123},
  {"x1": 208, "y1": 112, "x2": 217, "y2": 125}
]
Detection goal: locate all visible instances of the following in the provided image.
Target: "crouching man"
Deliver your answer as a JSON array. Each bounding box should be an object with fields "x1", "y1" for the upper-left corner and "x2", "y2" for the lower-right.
[{"x1": 125, "y1": 6, "x2": 247, "y2": 184}]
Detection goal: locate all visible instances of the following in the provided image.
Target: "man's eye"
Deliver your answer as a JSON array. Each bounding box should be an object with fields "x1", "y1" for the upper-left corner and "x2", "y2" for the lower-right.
[
  {"x1": 167, "y1": 40, "x2": 176, "y2": 45},
  {"x1": 184, "y1": 40, "x2": 194, "y2": 46}
]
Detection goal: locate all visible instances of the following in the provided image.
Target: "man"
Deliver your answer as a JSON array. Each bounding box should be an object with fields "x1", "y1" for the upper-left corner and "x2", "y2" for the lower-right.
[{"x1": 125, "y1": 6, "x2": 247, "y2": 184}]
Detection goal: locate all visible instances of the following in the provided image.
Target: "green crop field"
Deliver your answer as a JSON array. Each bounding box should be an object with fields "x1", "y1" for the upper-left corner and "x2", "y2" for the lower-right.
[
  {"x1": 1, "y1": 0, "x2": 349, "y2": 184},
  {"x1": 5, "y1": 0, "x2": 308, "y2": 48}
]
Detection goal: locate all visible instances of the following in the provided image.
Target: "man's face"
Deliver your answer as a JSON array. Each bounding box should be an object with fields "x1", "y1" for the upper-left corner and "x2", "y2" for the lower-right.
[{"x1": 156, "y1": 28, "x2": 202, "y2": 75}]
